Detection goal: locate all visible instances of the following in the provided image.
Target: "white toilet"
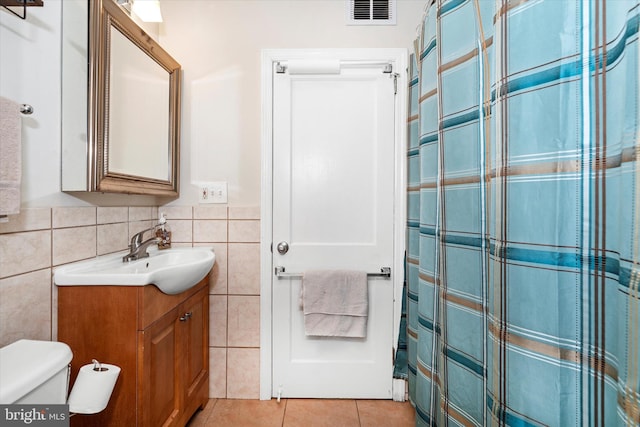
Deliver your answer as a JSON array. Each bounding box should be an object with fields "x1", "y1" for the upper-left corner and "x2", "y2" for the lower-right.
[
  {"x1": 0, "y1": 339, "x2": 120, "y2": 415},
  {"x1": 0, "y1": 339, "x2": 72, "y2": 405}
]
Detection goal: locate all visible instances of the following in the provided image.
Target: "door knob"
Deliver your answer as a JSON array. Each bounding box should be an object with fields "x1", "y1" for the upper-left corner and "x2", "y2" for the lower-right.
[{"x1": 276, "y1": 241, "x2": 289, "y2": 255}]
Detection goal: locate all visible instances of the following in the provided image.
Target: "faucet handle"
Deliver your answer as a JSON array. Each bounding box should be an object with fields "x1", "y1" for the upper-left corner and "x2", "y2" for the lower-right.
[
  {"x1": 130, "y1": 223, "x2": 164, "y2": 248},
  {"x1": 130, "y1": 231, "x2": 144, "y2": 248},
  {"x1": 131, "y1": 227, "x2": 151, "y2": 247}
]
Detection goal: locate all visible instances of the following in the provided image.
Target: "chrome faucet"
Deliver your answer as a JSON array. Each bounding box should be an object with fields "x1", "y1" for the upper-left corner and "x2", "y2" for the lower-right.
[{"x1": 123, "y1": 225, "x2": 161, "y2": 262}]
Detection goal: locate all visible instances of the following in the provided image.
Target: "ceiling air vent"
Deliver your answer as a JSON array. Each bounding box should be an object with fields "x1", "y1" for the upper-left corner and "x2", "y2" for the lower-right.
[{"x1": 346, "y1": 0, "x2": 396, "y2": 26}]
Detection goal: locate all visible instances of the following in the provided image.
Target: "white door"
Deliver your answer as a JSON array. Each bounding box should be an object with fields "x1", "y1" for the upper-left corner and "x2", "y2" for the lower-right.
[{"x1": 271, "y1": 58, "x2": 397, "y2": 398}]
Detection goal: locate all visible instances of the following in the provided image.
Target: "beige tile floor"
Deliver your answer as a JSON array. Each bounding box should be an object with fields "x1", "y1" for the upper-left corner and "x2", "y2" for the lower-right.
[{"x1": 187, "y1": 398, "x2": 416, "y2": 427}]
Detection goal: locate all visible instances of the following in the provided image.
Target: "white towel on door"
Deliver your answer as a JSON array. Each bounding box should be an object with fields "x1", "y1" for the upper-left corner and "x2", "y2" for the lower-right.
[
  {"x1": 0, "y1": 97, "x2": 22, "y2": 219},
  {"x1": 300, "y1": 270, "x2": 368, "y2": 338}
]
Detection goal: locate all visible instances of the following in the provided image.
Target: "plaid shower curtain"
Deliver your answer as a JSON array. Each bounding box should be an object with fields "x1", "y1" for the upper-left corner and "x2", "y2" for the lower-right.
[{"x1": 406, "y1": 0, "x2": 640, "y2": 425}]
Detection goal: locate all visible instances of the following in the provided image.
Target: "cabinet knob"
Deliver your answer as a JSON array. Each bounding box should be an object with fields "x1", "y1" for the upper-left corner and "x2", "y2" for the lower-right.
[{"x1": 179, "y1": 312, "x2": 192, "y2": 321}]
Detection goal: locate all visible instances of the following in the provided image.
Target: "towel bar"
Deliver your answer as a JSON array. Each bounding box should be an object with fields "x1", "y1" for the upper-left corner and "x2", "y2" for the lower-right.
[{"x1": 274, "y1": 266, "x2": 391, "y2": 279}]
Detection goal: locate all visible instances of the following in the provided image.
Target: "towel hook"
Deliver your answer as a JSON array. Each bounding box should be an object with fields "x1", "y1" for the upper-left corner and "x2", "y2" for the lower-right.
[{"x1": 20, "y1": 104, "x2": 33, "y2": 115}]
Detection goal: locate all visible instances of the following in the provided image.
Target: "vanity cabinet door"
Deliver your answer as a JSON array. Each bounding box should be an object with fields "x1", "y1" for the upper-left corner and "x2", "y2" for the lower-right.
[
  {"x1": 178, "y1": 286, "x2": 209, "y2": 424},
  {"x1": 139, "y1": 306, "x2": 182, "y2": 427},
  {"x1": 139, "y1": 282, "x2": 209, "y2": 427}
]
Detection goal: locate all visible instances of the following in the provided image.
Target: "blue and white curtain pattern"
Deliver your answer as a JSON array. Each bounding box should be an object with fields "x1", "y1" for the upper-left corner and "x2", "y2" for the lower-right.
[{"x1": 406, "y1": 0, "x2": 640, "y2": 425}]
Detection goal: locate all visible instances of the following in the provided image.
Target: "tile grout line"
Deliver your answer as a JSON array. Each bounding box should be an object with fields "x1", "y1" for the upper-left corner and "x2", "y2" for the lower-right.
[
  {"x1": 210, "y1": 398, "x2": 220, "y2": 424},
  {"x1": 355, "y1": 399, "x2": 362, "y2": 426},
  {"x1": 281, "y1": 398, "x2": 288, "y2": 427}
]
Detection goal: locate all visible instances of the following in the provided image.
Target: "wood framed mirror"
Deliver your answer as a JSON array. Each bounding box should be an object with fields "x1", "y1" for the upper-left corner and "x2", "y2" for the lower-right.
[{"x1": 62, "y1": 0, "x2": 181, "y2": 196}]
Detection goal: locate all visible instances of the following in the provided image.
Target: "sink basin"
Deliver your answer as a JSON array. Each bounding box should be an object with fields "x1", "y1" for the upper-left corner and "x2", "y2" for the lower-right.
[{"x1": 54, "y1": 247, "x2": 215, "y2": 295}]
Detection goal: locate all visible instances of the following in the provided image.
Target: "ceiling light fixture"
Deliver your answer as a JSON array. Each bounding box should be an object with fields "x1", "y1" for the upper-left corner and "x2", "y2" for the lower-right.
[{"x1": 132, "y1": 0, "x2": 163, "y2": 23}]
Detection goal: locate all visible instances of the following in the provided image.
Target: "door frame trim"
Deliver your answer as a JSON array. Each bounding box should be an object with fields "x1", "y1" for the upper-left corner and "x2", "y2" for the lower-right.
[{"x1": 260, "y1": 48, "x2": 408, "y2": 400}]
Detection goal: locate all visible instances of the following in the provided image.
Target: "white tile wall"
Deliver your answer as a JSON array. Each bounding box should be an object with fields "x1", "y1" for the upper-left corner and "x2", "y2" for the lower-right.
[
  {"x1": 0, "y1": 230, "x2": 52, "y2": 278},
  {"x1": 52, "y1": 227, "x2": 97, "y2": 265},
  {"x1": 228, "y1": 243, "x2": 261, "y2": 295},
  {"x1": 0, "y1": 269, "x2": 52, "y2": 347},
  {"x1": 0, "y1": 206, "x2": 261, "y2": 399}
]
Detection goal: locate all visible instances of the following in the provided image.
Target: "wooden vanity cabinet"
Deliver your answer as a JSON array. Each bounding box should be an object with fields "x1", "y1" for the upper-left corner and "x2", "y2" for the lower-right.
[{"x1": 58, "y1": 273, "x2": 210, "y2": 427}]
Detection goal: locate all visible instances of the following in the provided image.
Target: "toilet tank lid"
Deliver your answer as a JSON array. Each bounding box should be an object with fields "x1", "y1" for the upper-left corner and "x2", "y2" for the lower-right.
[{"x1": 0, "y1": 339, "x2": 73, "y2": 404}]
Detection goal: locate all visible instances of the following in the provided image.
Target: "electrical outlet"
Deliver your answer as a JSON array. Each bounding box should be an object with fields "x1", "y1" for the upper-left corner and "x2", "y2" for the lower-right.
[
  {"x1": 199, "y1": 186, "x2": 210, "y2": 202},
  {"x1": 198, "y1": 182, "x2": 227, "y2": 204}
]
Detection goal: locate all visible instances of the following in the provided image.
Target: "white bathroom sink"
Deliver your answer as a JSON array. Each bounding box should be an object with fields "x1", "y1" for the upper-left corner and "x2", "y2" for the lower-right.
[{"x1": 54, "y1": 247, "x2": 215, "y2": 295}]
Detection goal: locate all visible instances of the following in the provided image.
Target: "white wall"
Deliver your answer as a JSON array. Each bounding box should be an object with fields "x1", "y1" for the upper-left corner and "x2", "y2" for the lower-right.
[
  {"x1": 0, "y1": 0, "x2": 165, "y2": 207},
  {"x1": 0, "y1": 0, "x2": 69, "y2": 207},
  {"x1": 0, "y1": 0, "x2": 424, "y2": 208},
  {"x1": 159, "y1": 0, "x2": 425, "y2": 207}
]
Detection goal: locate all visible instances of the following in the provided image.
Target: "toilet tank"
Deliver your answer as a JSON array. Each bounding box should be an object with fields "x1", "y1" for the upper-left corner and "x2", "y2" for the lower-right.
[{"x1": 0, "y1": 339, "x2": 73, "y2": 405}]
